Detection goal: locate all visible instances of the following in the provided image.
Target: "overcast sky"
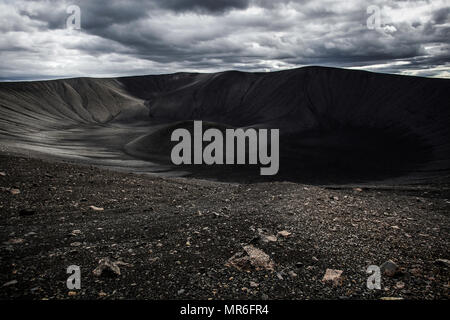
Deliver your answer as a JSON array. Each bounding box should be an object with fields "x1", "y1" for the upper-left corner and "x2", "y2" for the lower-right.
[{"x1": 0, "y1": 0, "x2": 448, "y2": 80}]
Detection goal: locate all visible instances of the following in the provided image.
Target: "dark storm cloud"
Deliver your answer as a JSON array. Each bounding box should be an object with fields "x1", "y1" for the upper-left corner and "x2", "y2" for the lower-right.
[
  {"x1": 431, "y1": 6, "x2": 450, "y2": 24},
  {"x1": 0, "y1": 0, "x2": 448, "y2": 80},
  {"x1": 156, "y1": 0, "x2": 250, "y2": 13},
  {"x1": 16, "y1": 0, "x2": 153, "y2": 30}
]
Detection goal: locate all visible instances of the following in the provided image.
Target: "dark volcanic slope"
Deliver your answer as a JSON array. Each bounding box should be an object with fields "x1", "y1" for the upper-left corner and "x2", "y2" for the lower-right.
[{"x1": 0, "y1": 67, "x2": 449, "y2": 183}]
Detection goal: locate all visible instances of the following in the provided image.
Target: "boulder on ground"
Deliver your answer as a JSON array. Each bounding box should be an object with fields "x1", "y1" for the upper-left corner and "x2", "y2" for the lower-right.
[
  {"x1": 226, "y1": 245, "x2": 275, "y2": 271},
  {"x1": 322, "y1": 269, "x2": 344, "y2": 286}
]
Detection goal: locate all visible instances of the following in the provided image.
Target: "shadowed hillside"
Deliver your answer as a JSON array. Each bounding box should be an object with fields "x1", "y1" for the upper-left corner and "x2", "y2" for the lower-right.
[{"x1": 0, "y1": 66, "x2": 449, "y2": 184}]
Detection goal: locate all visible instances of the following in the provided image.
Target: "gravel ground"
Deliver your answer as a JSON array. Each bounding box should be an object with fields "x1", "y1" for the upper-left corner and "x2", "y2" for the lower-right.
[{"x1": 0, "y1": 154, "x2": 449, "y2": 300}]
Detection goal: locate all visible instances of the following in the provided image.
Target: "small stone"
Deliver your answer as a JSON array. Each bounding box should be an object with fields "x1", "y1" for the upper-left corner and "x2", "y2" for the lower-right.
[
  {"x1": 288, "y1": 271, "x2": 297, "y2": 277},
  {"x1": 68, "y1": 291, "x2": 77, "y2": 296},
  {"x1": 322, "y1": 269, "x2": 343, "y2": 286},
  {"x1": 277, "y1": 230, "x2": 291, "y2": 238},
  {"x1": 265, "y1": 235, "x2": 277, "y2": 242},
  {"x1": 380, "y1": 297, "x2": 403, "y2": 300},
  {"x1": 250, "y1": 281, "x2": 259, "y2": 288},
  {"x1": 89, "y1": 205, "x2": 104, "y2": 211},
  {"x1": 353, "y1": 188, "x2": 363, "y2": 192},
  {"x1": 5, "y1": 238, "x2": 24, "y2": 245},
  {"x1": 395, "y1": 281, "x2": 405, "y2": 289},
  {"x1": 0, "y1": 172, "x2": 6, "y2": 176},
  {"x1": 256, "y1": 228, "x2": 277, "y2": 243},
  {"x1": 177, "y1": 289, "x2": 185, "y2": 295},
  {"x1": 10, "y1": 188, "x2": 20, "y2": 195},
  {"x1": 71, "y1": 230, "x2": 82, "y2": 236},
  {"x1": 381, "y1": 260, "x2": 399, "y2": 277},
  {"x1": 93, "y1": 257, "x2": 122, "y2": 277},
  {"x1": 70, "y1": 242, "x2": 82, "y2": 247},
  {"x1": 2, "y1": 280, "x2": 18, "y2": 287}
]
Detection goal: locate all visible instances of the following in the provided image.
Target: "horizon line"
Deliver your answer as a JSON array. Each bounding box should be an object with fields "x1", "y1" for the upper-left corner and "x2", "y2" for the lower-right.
[{"x1": 1, "y1": 65, "x2": 449, "y2": 83}]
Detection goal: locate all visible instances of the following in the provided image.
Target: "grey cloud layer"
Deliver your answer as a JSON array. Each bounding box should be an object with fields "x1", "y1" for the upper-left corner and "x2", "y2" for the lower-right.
[{"x1": 0, "y1": 0, "x2": 448, "y2": 80}]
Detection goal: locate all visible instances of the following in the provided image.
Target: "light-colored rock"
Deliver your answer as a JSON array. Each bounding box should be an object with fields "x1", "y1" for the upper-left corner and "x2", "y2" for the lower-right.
[
  {"x1": 257, "y1": 228, "x2": 277, "y2": 243},
  {"x1": 226, "y1": 245, "x2": 275, "y2": 271},
  {"x1": 93, "y1": 257, "x2": 122, "y2": 276},
  {"x1": 288, "y1": 271, "x2": 298, "y2": 277},
  {"x1": 2, "y1": 280, "x2": 18, "y2": 287},
  {"x1": 89, "y1": 205, "x2": 104, "y2": 211},
  {"x1": 98, "y1": 291, "x2": 107, "y2": 297},
  {"x1": 10, "y1": 188, "x2": 20, "y2": 195},
  {"x1": 277, "y1": 230, "x2": 291, "y2": 238},
  {"x1": 395, "y1": 281, "x2": 405, "y2": 289},
  {"x1": 5, "y1": 238, "x2": 24, "y2": 245},
  {"x1": 322, "y1": 269, "x2": 343, "y2": 285}
]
